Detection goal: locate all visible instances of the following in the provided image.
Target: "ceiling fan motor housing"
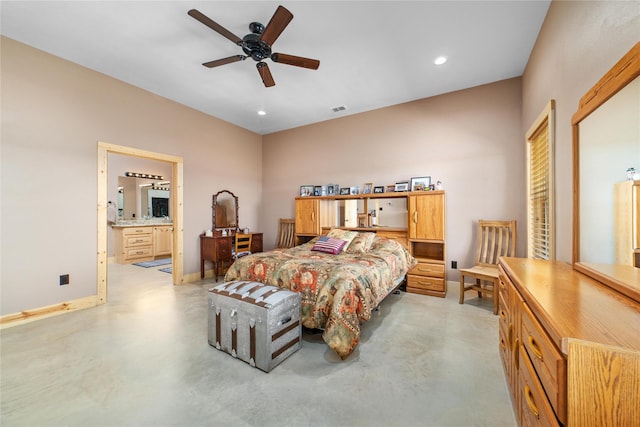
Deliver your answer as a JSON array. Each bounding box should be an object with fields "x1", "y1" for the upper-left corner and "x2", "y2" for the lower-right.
[{"x1": 242, "y1": 32, "x2": 272, "y2": 62}]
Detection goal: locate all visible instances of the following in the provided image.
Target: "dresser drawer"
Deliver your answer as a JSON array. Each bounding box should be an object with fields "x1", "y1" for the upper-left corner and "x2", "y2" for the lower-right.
[
  {"x1": 125, "y1": 246, "x2": 153, "y2": 260},
  {"x1": 409, "y1": 262, "x2": 445, "y2": 278},
  {"x1": 498, "y1": 269, "x2": 510, "y2": 301},
  {"x1": 125, "y1": 234, "x2": 153, "y2": 247},
  {"x1": 498, "y1": 291, "x2": 510, "y2": 335},
  {"x1": 407, "y1": 274, "x2": 445, "y2": 292},
  {"x1": 499, "y1": 321, "x2": 511, "y2": 378},
  {"x1": 521, "y1": 303, "x2": 566, "y2": 424},
  {"x1": 519, "y1": 346, "x2": 561, "y2": 427}
]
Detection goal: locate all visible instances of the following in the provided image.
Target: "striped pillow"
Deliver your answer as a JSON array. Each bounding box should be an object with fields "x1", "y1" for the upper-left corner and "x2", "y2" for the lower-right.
[{"x1": 311, "y1": 236, "x2": 347, "y2": 255}]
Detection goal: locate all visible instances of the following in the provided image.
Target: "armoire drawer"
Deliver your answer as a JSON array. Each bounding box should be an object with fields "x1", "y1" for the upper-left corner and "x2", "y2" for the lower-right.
[{"x1": 521, "y1": 303, "x2": 566, "y2": 424}]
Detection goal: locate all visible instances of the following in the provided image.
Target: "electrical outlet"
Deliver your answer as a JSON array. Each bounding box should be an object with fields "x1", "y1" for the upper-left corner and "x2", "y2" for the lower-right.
[
  {"x1": 451, "y1": 261, "x2": 457, "y2": 269},
  {"x1": 59, "y1": 274, "x2": 69, "y2": 286}
]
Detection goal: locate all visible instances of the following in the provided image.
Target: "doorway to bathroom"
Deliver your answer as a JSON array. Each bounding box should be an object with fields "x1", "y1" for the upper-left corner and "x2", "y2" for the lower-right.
[{"x1": 97, "y1": 141, "x2": 184, "y2": 304}]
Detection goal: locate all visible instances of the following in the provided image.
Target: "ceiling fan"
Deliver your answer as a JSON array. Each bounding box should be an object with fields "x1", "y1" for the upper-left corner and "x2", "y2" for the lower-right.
[{"x1": 188, "y1": 5, "x2": 320, "y2": 87}]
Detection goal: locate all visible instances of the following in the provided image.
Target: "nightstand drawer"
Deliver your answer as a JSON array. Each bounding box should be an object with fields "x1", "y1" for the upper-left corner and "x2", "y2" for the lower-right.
[
  {"x1": 407, "y1": 274, "x2": 445, "y2": 292},
  {"x1": 521, "y1": 303, "x2": 566, "y2": 424},
  {"x1": 409, "y1": 262, "x2": 445, "y2": 277}
]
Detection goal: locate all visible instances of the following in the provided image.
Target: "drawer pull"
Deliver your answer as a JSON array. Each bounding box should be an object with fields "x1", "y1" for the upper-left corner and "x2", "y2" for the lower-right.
[
  {"x1": 499, "y1": 309, "x2": 507, "y2": 321},
  {"x1": 508, "y1": 324, "x2": 513, "y2": 347},
  {"x1": 413, "y1": 211, "x2": 418, "y2": 224},
  {"x1": 524, "y1": 385, "x2": 540, "y2": 418},
  {"x1": 418, "y1": 267, "x2": 435, "y2": 273},
  {"x1": 528, "y1": 335, "x2": 544, "y2": 361},
  {"x1": 500, "y1": 337, "x2": 507, "y2": 351},
  {"x1": 514, "y1": 338, "x2": 520, "y2": 369}
]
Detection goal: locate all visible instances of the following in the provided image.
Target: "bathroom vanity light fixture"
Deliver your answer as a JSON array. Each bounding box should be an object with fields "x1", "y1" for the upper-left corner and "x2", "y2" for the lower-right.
[
  {"x1": 258, "y1": 110, "x2": 266, "y2": 116},
  {"x1": 434, "y1": 56, "x2": 447, "y2": 65},
  {"x1": 125, "y1": 172, "x2": 164, "y2": 180}
]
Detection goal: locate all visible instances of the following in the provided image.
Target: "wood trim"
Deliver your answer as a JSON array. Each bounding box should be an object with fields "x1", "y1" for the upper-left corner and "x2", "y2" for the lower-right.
[
  {"x1": 0, "y1": 296, "x2": 98, "y2": 329},
  {"x1": 571, "y1": 42, "x2": 640, "y2": 125},
  {"x1": 294, "y1": 190, "x2": 444, "y2": 201}
]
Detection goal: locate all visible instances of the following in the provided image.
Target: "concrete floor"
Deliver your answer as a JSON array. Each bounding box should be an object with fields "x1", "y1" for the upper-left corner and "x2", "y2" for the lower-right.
[{"x1": 1, "y1": 263, "x2": 516, "y2": 427}]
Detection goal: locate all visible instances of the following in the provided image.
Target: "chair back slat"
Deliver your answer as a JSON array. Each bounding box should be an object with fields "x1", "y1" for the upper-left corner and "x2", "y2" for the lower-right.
[
  {"x1": 235, "y1": 233, "x2": 252, "y2": 253},
  {"x1": 277, "y1": 218, "x2": 295, "y2": 248},
  {"x1": 476, "y1": 220, "x2": 517, "y2": 266}
]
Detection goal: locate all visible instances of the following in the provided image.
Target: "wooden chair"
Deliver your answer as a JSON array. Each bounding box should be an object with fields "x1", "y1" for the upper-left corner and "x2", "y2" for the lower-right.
[
  {"x1": 459, "y1": 220, "x2": 516, "y2": 314},
  {"x1": 233, "y1": 233, "x2": 252, "y2": 259},
  {"x1": 276, "y1": 218, "x2": 295, "y2": 248}
]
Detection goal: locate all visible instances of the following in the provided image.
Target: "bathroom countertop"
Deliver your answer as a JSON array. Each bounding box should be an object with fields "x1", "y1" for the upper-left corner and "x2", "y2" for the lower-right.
[{"x1": 112, "y1": 221, "x2": 173, "y2": 228}]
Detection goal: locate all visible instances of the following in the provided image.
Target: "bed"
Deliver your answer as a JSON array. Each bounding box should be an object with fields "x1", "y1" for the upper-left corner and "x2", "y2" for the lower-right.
[{"x1": 224, "y1": 229, "x2": 417, "y2": 358}]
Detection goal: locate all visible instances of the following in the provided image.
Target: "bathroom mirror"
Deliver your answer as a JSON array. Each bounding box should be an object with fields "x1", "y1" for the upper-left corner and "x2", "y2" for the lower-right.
[
  {"x1": 573, "y1": 42, "x2": 640, "y2": 302},
  {"x1": 212, "y1": 190, "x2": 238, "y2": 230},
  {"x1": 118, "y1": 175, "x2": 171, "y2": 219}
]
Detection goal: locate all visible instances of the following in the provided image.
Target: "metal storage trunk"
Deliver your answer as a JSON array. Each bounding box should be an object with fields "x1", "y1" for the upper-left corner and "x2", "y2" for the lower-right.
[{"x1": 208, "y1": 281, "x2": 301, "y2": 372}]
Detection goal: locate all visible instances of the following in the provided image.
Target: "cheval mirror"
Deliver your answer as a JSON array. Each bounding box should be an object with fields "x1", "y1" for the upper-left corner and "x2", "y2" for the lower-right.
[
  {"x1": 212, "y1": 190, "x2": 239, "y2": 230},
  {"x1": 573, "y1": 42, "x2": 640, "y2": 302}
]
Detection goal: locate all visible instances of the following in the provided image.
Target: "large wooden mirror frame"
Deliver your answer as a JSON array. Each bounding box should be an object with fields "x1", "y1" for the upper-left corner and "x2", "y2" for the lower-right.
[
  {"x1": 212, "y1": 190, "x2": 239, "y2": 230},
  {"x1": 572, "y1": 42, "x2": 640, "y2": 302}
]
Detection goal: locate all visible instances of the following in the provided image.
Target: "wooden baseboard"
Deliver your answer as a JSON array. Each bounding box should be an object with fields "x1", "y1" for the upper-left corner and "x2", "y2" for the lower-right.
[{"x1": 0, "y1": 295, "x2": 99, "y2": 329}]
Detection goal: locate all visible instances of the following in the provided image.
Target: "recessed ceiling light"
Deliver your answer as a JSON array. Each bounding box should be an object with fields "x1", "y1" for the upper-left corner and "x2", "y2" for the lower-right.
[
  {"x1": 434, "y1": 56, "x2": 447, "y2": 65},
  {"x1": 257, "y1": 110, "x2": 266, "y2": 116}
]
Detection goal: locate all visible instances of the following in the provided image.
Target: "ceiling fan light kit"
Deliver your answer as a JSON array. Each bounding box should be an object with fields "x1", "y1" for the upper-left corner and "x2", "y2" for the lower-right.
[{"x1": 188, "y1": 5, "x2": 320, "y2": 88}]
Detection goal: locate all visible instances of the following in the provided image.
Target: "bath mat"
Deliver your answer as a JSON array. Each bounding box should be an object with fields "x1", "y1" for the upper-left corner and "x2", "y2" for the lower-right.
[
  {"x1": 159, "y1": 267, "x2": 172, "y2": 274},
  {"x1": 132, "y1": 258, "x2": 172, "y2": 268}
]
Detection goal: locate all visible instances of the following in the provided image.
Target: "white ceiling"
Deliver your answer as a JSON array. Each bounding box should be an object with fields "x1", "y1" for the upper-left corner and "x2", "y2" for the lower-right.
[{"x1": 0, "y1": 1, "x2": 550, "y2": 135}]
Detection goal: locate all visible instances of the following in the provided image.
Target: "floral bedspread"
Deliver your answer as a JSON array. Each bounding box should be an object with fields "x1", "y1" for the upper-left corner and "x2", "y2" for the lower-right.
[{"x1": 224, "y1": 236, "x2": 416, "y2": 358}]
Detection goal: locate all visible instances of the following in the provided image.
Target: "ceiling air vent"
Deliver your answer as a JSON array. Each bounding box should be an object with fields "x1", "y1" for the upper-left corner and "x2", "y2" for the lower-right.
[{"x1": 331, "y1": 105, "x2": 347, "y2": 113}]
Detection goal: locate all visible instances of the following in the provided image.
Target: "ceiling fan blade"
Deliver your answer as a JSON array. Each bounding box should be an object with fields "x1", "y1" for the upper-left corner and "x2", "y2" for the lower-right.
[
  {"x1": 271, "y1": 53, "x2": 320, "y2": 70},
  {"x1": 257, "y1": 62, "x2": 275, "y2": 87},
  {"x1": 259, "y1": 5, "x2": 293, "y2": 46},
  {"x1": 188, "y1": 9, "x2": 242, "y2": 45},
  {"x1": 202, "y1": 55, "x2": 246, "y2": 68}
]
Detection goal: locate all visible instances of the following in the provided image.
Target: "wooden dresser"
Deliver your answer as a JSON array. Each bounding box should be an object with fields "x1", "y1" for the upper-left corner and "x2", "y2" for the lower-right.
[{"x1": 498, "y1": 257, "x2": 640, "y2": 426}]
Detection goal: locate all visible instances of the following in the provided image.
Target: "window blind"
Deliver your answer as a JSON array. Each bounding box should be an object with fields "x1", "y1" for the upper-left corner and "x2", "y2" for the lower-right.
[{"x1": 526, "y1": 100, "x2": 555, "y2": 260}]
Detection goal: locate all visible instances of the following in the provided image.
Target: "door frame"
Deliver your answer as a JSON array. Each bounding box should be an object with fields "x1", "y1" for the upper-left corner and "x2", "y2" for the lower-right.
[{"x1": 97, "y1": 141, "x2": 184, "y2": 304}]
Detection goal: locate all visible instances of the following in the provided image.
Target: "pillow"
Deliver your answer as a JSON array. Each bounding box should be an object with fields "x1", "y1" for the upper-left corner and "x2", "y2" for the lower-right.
[
  {"x1": 345, "y1": 232, "x2": 376, "y2": 254},
  {"x1": 326, "y1": 229, "x2": 358, "y2": 249},
  {"x1": 311, "y1": 236, "x2": 347, "y2": 255}
]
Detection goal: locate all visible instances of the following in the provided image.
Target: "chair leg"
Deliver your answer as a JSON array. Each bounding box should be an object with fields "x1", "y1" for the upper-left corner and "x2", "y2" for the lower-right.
[
  {"x1": 459, "y1": 274, "x2": 466, "y2": 304},
  {"x1": 476, "y1": 279, "x2": 482, "y2": 298}
]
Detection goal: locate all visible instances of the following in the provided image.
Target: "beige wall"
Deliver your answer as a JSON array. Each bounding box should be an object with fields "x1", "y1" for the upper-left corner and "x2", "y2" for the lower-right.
[
  {"x1": 1, "y1": 36, "x2": 262, "y2": 315},
  {"x1": 262, "y1": 77, "x2": 526, "y2": 281},
  {"x1": 522, "y1": 0, "x2": 640, "y2": 262}
]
